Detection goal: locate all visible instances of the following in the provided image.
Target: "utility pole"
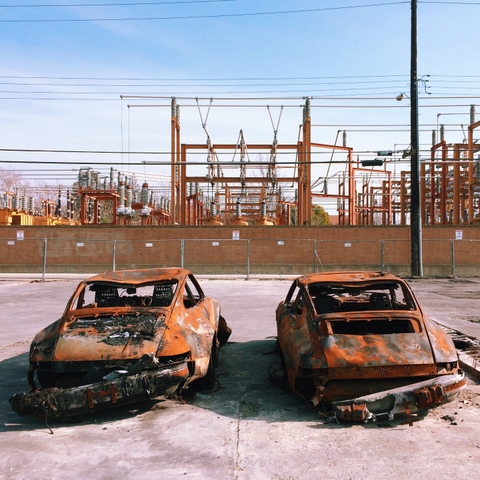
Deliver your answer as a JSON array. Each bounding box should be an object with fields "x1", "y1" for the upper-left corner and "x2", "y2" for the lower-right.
[{"x1": 410, "y1": 0, "x2": 423, "y2": 276}]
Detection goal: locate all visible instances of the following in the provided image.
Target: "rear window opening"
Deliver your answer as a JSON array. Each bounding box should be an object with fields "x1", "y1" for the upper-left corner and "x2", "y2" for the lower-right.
[
  {"x1": 307, "y1": 280, "x2": 417, "y2": 316},
  {"x1": 75, "y1": 281, "x2": 178, "y2": 309},
  {"x1": 328, "y1": 319, "x2": 416, "y2": 335}
]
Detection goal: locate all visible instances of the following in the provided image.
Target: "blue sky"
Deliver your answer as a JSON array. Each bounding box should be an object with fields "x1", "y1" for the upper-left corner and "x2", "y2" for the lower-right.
[{"x1": 1, "y1": 1, "x2": 480, "y2": 204}]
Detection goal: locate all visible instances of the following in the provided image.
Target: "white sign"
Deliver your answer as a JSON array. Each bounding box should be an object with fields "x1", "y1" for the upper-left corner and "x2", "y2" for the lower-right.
[
  {"x1": 278, "y1": 240, "x2": 285, "y2": 246},
  {"x1": 7, "y1": 241, "x2": 14, "y2": 245},
  {"x1": 344, "y1": 243, "x2": 352, "y2": 247},
  {"x1": 77, "y1": 242, "x2": 84, "y2": 247},
  {"x1": 212, "y1": 242, "x2": 219, "y2": 246},
  {"x1": 232, "y1": 230, "x2": 240, "y2": 240},
  {"x1": 146, "y1": 243, "x2": 153, "y2": 247},
  {"x1": 455, "y1": 230, "x2": 463, "y2": 240},
  {"x1": 16, "y1": 230, "x2": 24, "y2": 241}
]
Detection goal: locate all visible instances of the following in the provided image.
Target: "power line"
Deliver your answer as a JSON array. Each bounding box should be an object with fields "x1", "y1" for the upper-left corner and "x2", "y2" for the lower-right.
[
  {"x1": 0, "y1": 0, "x2": 237, "y2": 7},
  {"x1": 0, "y1": 2, "x2": 410, "y2": 23},
  {"x1": 419, "y1": 1, "x2": 480, "y2": 4},
  {"x1": 0, "y1": 74, "x2": 411, "y2": 81},
  {"x1": 0, "y1": 86, "x2": 418, "y2": 95},
  {"x1": 0, "y1": 159, "x2": 360, "y2": 166},
  {"x1": 0, "y1": 80, "x2": 413, "y2": 87},
  {"x1": 431, "y1": 74, "x2": 480, "y2": 78},
  {"x1": 312, "y1": 123, "x2": 465, "y2": 126},
  {"x1": 2, "y1": 97, "x2": 479, "y2": 104}
]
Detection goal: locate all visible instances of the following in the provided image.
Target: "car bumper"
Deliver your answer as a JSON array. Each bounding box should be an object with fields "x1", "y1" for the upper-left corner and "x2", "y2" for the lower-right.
[
  {"x1": 10, "y1": 360, "x2": 190, "y2": 418},
  {"x1": 331, "y1": 371, "x2": 467, "y2": 422}
]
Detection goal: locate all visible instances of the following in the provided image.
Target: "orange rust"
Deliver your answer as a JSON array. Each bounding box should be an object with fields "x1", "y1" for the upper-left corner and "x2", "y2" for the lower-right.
[
  {"x1": 24, "y1": 268, "x2": 230, "y2": 415},
  {"x1": 110, "y1": 384, "x2": 117, "y2": 403},
  {"x1": 276, "y1": 271, "x2": 462, "y2": 415},
  {"x1": 86, "y1": 388, "x2": 94, "y2": 409},
  {"x1": 402, "y1": 399, "x2": 413, "y2": 426}
]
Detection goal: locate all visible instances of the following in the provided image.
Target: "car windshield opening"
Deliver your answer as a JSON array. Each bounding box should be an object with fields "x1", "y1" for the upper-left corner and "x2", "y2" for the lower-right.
[
  {"x1": 76, "y1": 280, "x2": 178, "y2": 309},
  {"x1": 307, "y1": 281, "x2": 416, "y2": 315}
]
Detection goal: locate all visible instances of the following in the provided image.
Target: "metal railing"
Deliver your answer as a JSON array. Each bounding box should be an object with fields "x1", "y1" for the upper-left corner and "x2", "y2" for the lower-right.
[{"x1": 1, "y1": 237, "x2": 479, "y2": 278}]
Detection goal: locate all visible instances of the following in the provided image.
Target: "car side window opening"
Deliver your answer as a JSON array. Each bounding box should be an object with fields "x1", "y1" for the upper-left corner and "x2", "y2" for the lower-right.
[
  {"x1": 183, "y1": 275, "x2": 204, "y2": 309},
  {"x1": 76, "y1": 285, "x2": 95, "y2": 309},
  {"x1": 286, "y1": 283, "x2": 300, "y2": 305},
  {"x1": 292, "y1": 289, "x2": 305, "y2": 316}
]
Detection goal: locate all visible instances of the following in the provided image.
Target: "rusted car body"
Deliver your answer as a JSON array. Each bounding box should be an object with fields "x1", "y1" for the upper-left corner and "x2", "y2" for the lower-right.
[
  {"x1": 10, "y1": 268, "x2": 230, "y2": 418},
  {"x1": 276, "y1": 271, "x2": 466, "y2": 422}
]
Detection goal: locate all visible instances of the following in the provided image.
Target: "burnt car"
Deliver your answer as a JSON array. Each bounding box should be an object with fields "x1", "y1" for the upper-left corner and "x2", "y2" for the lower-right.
[
  {"x1": 276, "y1": 271, "x2": 466, "y2": 422},
  {"x1": 10, "y1": 268, "x2": 230, "y2": 418}
]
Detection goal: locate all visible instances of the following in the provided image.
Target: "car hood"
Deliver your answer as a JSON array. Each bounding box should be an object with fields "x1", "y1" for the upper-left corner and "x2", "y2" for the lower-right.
[
  {"x1": 31, "y1": 309, "x2": 169, "y2": 363},
  {"x1": 317, "y1": 312, "x2": 437, "y2": 369},
  {"x1": 321, "y1": 332, "x2": 435, "y2": 368}
]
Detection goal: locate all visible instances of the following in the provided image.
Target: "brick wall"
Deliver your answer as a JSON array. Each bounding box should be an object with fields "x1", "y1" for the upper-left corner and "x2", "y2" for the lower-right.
[{"x1": 1, "y1": 225, "x2": 479, "y2": 275}]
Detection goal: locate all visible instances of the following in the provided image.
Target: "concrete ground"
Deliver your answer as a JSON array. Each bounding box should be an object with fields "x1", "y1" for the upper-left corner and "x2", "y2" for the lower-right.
[{"x1": 1, "y1": 275, "x2": 480, "y2": 480}]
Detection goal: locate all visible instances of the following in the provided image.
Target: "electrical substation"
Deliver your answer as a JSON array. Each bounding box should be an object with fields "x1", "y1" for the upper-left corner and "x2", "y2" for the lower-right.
[{"x1": 1, "y1": 97, "x2": 480, "y2": 229}]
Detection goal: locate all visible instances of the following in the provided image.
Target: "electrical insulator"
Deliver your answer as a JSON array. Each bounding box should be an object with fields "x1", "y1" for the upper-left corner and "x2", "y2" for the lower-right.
[
  {"x1": 118, "y1": 181, "x2": 125, "y2": 207},
  {"x1": 261, "y1": 201, "x2": 267, "y2": 217},
  {"x1": 141, "y1": 183, "x2": 149, "y2": 207},
  {"x1": 126, "y1": 185, "x2": 133, "y2": 213},
  {"x1": 87, "y1": 168, "x2": 92, "y2": 188}
]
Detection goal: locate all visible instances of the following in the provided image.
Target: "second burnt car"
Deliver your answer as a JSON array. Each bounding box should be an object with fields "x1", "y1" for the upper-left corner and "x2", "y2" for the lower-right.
[
  {"x1": 10, "y1": 268, "x2": 231, "y2": 418},
  {"x1": 276, "y1": 271, "x2": 466, "y2": 422}
]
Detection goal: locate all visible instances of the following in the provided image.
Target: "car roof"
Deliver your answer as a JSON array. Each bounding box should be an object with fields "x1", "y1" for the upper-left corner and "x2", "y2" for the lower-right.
[
  {"x1": 84, "y1": 268, "x2": 189, "y2": 285},
  {"x1": 298, "y1": 271, "x2": 403, "y2": 286}
]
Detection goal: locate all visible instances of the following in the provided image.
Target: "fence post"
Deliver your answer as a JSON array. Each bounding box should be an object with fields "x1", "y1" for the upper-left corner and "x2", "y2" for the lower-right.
[
  {"x1": 313, "y1": 239, "x2": 317, "y2": 273},
  {"x1": 246, "y1": 239, "x2": 250, "y2": 281},
  {"x1": 181, "y1": 239, "x2": 185, "y2": 269},
  {"x1": 451, "y1": 239, "x2": 455, "y2": 276},
  {"x1": 381, "y1": 240, "x2": 385, "y2": 271},
  {"x1": 42, "y1": 238, "x2": 47, "y2": 282},
  {"x1": 113, "y1": 240, "x2": 116, "y2": 271}
]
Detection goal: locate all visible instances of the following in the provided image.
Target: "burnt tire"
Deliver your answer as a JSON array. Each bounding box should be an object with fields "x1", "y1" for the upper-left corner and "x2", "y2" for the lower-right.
[{"x1": 217, "y1": 315, "x2": 231, "y2": 347}]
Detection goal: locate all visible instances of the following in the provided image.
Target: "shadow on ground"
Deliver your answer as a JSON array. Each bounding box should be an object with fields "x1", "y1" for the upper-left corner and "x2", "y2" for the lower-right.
[
  {"x1": 1, "y1": 340, "x2": 428, "y2": 432},
  {"x1": 0, "y1": 352, "x2": 172, "y2": 433}
]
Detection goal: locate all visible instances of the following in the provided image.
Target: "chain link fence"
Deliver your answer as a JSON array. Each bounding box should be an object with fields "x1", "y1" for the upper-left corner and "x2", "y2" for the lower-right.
[{"x1": 1, "y1": 237, "x2": 480, "y2": 277}]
